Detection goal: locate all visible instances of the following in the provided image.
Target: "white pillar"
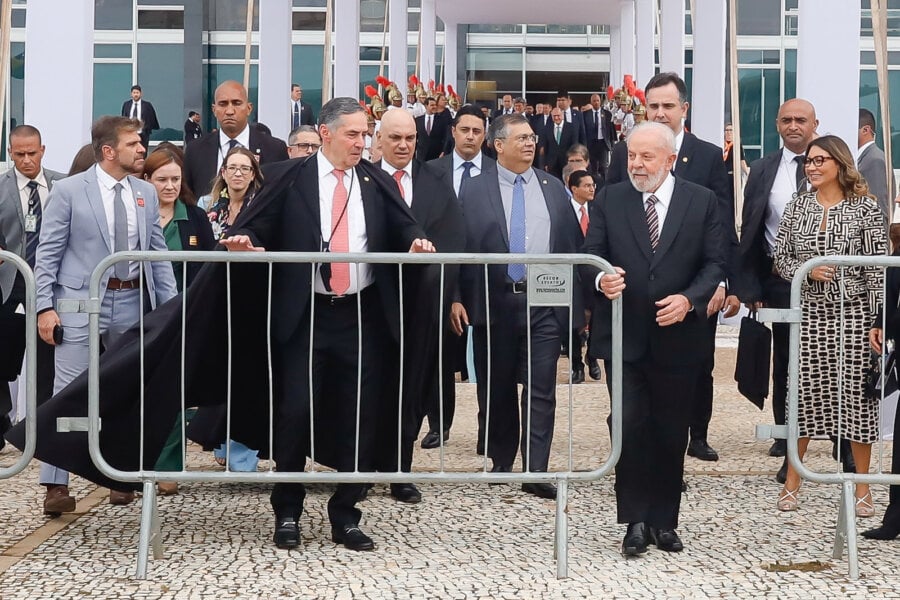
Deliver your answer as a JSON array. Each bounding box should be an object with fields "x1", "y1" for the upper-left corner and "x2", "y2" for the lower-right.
[
  {"x1": 389, "y1": 0, "x2": 408, "y2": 89},
  {"x1": 24, "y1": 0, "x2": 93, "y2": 172},
  {"x1": 690, "y1": 0, "x2": 726, "y2": 145},
  {"x1": 797, "y1": 0, "x2": 860, "y2": 152},
  {"x1": 610, "y1": 24, "x2": 622, "y2": 89},
  {"x1": 659, "y1": 0, "x2": 685, "y2": 75},
  {"x1": 619, "y1": 1, "x2": 636, "y2": 81},
  {"x1": 258, "y1": 0, "x2": 292, "y2": 141},
  {"x1": 333, "y1": 0, "x2": 360, "y2": 99},
  {"x1": 635, "y1": 0, "x2": 655, "y2": 88},
  {"x1": 420, "y1": 0, "x2": 437, "y2": 85},
  {"x1": 443, "y1": 21, "x2": 458, "y2": 93}
]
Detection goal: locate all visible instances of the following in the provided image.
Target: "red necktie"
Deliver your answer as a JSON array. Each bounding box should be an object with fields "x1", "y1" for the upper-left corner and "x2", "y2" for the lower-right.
[
  {"x1": 392, "y1": 169, "x2": 405, "y2": 200},
  {"x1": 330, "y1": 169, "x2": 350, "y2": 295},
  {"x1": 579, "y1": 205, "x2": 589, "y2": 236}
]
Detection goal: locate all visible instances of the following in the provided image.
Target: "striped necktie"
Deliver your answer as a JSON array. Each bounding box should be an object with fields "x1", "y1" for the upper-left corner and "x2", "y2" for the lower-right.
[{"x1": 645, "y1": 194, "x2": 660, "y2": 252}]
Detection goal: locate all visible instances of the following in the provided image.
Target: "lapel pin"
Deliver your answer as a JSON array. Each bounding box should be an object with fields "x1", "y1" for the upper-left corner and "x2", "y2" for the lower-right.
[
  {"x1": 189, "y1": 235, "x2": 198, "y2": 246},
  {"x1": 682, "y1": 156, "x2": 689, "y2": 163},
  {"x1": 363, "y1": 176, "x2": 370, "y2": 182},
  {"x1": 136, "y1": 194, "x2": 145, "y2": 207},
  {"x1": 542, "y1": 179, "x2": 548, "y2": 184}
]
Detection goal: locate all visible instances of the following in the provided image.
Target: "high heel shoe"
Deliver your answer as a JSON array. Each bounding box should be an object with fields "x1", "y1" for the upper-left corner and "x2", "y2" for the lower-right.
[
  {"x1": 856, "y1": 492, "x2": 875, "y2": 518},
  {"x1": 777, "y1": 486, "x2": 800, "y2": 511}
]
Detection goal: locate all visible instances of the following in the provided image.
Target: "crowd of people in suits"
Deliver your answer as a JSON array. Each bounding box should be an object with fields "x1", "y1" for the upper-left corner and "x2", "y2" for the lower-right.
[{"x1": 4, "y1": 68, "x2": 900, "y2": 559}]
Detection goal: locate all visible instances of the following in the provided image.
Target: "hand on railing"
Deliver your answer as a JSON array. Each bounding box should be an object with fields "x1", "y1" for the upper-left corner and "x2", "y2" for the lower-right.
[
  {"x1": 220, "y1": 235, "x2": 265, "y2": 252},
  {"x1": 599, "y1": 266, "x2": 626, "y2": 300},
  {"x1": 409, "y1": 238, "x2": 435, "y2": 253}
]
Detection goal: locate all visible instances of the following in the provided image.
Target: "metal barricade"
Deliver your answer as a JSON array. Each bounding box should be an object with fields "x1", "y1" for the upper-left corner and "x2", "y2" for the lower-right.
[
  {"x1": 74, "y1": 250, "x2": 622, "y2": 579},
  {"x1": 758, "y1": 254, "x2": 900, "y2": 580},
  {"x1": 0, "y1": 250, "x2": 37, "y2": 480}
]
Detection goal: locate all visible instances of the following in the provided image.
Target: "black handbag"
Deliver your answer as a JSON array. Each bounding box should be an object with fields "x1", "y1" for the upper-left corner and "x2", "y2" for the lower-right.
[
  {"x1": 865, "y1": 350, "x2": 896, "y2": 402},
  {"x1": 0, "y1": 312, "x2": 26, "y2": 381},
  {"x1": 734, "y1": 311, "x2": 771, "y2": 410}
]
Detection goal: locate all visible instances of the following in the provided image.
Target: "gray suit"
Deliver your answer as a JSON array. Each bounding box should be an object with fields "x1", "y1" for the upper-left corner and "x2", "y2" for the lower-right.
[
  {"x1": 858, "y1": 142, "x2": 896, "y2": 218},
  {"x1": 34, "y1": 166, "x2": 177, "y2": 485}
]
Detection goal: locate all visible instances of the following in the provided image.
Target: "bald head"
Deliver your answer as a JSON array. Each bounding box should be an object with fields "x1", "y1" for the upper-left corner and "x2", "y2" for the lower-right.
[
  {"x1": 776, "y1": 98, "x2": 818, "y2": 154},
  {"x1": 212, "y1": 80, "x2": 253, "y2": 138},
  {"x1": 377, "y1": 107, "x2": 417, "y2": 169}
]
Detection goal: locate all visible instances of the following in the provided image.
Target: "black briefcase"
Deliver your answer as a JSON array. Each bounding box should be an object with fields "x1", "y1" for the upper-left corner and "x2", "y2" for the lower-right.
[
  {"x1": 734, "y1": 312, "x2": 771, "y2": 410},
  {"x1": 0, "y1": 312, "x2": 25, "y2": 381}
]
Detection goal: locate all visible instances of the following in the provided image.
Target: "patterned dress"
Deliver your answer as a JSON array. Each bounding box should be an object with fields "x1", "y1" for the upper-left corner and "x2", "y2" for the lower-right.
[{"x1": 774, "y1": 192, "x2": 887, "y2": 444}]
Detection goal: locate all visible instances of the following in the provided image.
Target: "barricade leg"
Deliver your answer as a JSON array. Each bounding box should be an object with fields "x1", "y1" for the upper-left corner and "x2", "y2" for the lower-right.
[
  {"x1": 135, "y1": 480, "x2": 163, "y2": 578},
  {"x1": 554, "y1": 479, "x2": 569, "y2": 578},
  {"x1": 831, "y1": 480, "x2": 860, "y2": 579}
]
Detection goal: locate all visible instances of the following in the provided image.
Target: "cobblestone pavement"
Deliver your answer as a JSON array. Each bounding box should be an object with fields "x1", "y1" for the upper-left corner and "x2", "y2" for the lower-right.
[{"x1": 2, "y1": 330, "x2": 900, "y2": 599}]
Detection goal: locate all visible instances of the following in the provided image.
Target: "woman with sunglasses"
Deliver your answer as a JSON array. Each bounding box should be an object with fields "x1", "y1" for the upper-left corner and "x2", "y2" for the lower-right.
[{"x1": 773, "y1": 134, "x2": 887, "y2": 515}]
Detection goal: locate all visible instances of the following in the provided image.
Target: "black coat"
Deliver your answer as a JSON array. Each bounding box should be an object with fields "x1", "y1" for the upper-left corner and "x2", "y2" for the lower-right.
[
  {"x1": 121, "y1": 100, "x2": 160, "y2": 133},
  {"x1": 415, "y1": 112, "x2": 451, "y2": 162},
  {"x1": 582, "y1": 108, "x2": 616, "y2": 151},
  {"x1": 184, "y1": 126, "x2": 289, "y2": 196},
  {"x1": 540, "y1": 121, "x2": 578, "y2": 178},
  {"x1": 184, "y1": 119, "x2": 203, "y2": 145},
  {"x1": 175, "y1": 203, "x2": 217, "y2": 288}
]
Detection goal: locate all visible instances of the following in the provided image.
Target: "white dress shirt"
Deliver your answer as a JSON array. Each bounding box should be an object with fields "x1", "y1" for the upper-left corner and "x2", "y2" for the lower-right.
[
  {"x1": 217, "y1": 125, "x2": 251, "y2": 172},
  {"x1": 765, "y1": 147, "x2": 804, "y2": 253},
  {"x1": 315, "y1": 152, "x2": 372, "y2": 294},
  {"x1": 95, "y1": 164, "x2": 140, "y2": 279},
  {"x1": 452, "y1": 151, "x2": 483, "y2": 196},
  {"x1": 15, "y1": 168, "x2": 50, "y2": 217},
  {"x1": 380, "y1": 161, "x2": 414, "y2": 208}
]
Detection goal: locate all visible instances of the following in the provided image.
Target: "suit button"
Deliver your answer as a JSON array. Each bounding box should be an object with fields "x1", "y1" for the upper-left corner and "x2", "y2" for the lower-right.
[{"x1": 649, "y1": 273, "x2": 655, "y2": 281}]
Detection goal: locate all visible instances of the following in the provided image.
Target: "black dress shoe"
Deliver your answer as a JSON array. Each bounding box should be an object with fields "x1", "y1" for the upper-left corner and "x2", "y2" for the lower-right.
[
  {"x1": 862, "y1": 523, "x2": 900, "y2": 540},
  {"x1": 420, "y1": 430, "x2": 449, "y2": 449},
  {"x1": 521, "y1": 482, "x2": 557, "y2": 499},
  {"x1": 390, "y1": 483, "x2": 422, "y2": 504},
  {"x1": 775, "y1": 458, "x2": 787, "y2": 484},
  {"x1": 489, "y1": 463, "x2": 511, "y2": 486},
  {"x1": 832, "y1": 439, "x2": 856, "y2": 473},
  {"x1": 621, "y1": 522, "x2": 649, "y2": 556},
  {"x1": 769, "y1": 439, "x2": 786, "y2": 457},
  {"x1": 571, "y1": 369, "x2": 585, "y2": 384},
  {"x1": 357, "y1": 483, "x2": 373, "y2": 502},
  {"x1": 650, "y1": 527, "x2": 684, "y2": 552},
  {"x1": 687, "y1": 439, "x2": 719, "y2": 461},
  {"x1": 273, "y1": 517, "x2": 300, "y2": 549},
  {"x1": 588, "y1": 360, "x2": 603, "y2": 381},
  {"x1": 331, "y1": 524, "x2": 375, "y2": 551}
]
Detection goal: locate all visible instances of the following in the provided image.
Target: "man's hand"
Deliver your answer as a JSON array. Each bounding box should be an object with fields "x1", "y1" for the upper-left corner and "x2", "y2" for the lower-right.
[
  {"x1": 38, "y1": 310, "x2": 61, "y2": 345},
  {"x1": 599, "y1": 267, "x2": 626, "y2": 300},
  {"x1": 656, "y1": 294, "x2": 692, "y2": 327},
  {"x1": 722, "y1": 294, "x2": 741, "y2": 318},
  {"x1": 744, "y1": 300, "x2": 764, "y2": 311},
  {"x1": 870, "y1": 327, "x2": 884, "y2": 355},
  {"x1": 409, "y1": 238, "x2": 435, "y2": 253},
  {"x1": 706, "y1": 286, "x2": 726, "y2": 317},
  {"x1": 220, "y1": 235, "x2": 264, "y2": 252},
  {"x1": 450, "y1": 302, "x2": 469, "y2": 336}
]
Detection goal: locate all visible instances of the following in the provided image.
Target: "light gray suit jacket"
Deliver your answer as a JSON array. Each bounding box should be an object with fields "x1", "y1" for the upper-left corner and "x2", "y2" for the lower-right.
[
  {"x1": 0, "y1": 167, "x2": 65, "y2": 303},
  {"x1": 858, "y1": 142, "x2": 896, "y2": 217},
  {"x1": 35, "y1": 166, "x2": 177, "y2": 328}
]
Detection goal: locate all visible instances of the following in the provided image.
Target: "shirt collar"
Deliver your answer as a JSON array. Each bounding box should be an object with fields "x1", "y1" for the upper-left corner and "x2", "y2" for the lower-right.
[
  {"x1": 219, "y1": 125, "x2": 251, "y2": 152},
  {"x1": 381, "y1": 160, "x2": 412, "y2": 179},
  {"x1": 453, "y1": 151, "x2": 482, "y2": 170},
  {"x1": 172, "y1": 199, "x2": 189, "y2": 221},
  {"x1": 859, "y1": 140, "x2": 876, "y2": 155},
  {"x1": 674, "y1": 129, "x2": 685, "y2": 156},
  {"x1": 781, "y1": 146, "x2": 803, "y2": 164},
  {"x1": 642, "y1": 172, "x2": 675, "y2": 208},
  {"x1": 15, "y1": 168, "x2": 48, "y2": 191},
  {"x1": 497, "y1": 162, "x2": 533, "y2": 185},
  {"x1": 95, "y1": 164, "x2": 132, "y2": 191}
]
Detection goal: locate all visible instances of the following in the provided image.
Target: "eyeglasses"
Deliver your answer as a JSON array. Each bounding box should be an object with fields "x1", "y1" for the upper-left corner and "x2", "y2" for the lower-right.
[
  {"x1": 803, "y1": 156, "x2": 835, "y2": 167},
  {"x1": 224, "y1": 165, "x2": 253, "y2": 175},
  {"x1": 500, "y1": 133, "x2": 538, "y2": 144},
  {"x1": 290, "y1": 142, "x2": 321, "y2": 152}
]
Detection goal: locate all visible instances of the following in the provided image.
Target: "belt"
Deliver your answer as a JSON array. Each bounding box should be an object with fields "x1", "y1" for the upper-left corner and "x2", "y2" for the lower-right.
[
  {"x1": 314, "y1": 292, "x2": 360, "y2": 306},
  {"x1": 507, "y1": 280, "x2": 527, "y2": 294},
  {"x1": 107, "y1": 277, "x2": 140, "y2": 290}
]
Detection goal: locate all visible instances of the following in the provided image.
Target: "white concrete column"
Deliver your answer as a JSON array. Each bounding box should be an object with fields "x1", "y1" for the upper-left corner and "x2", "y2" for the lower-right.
[
  {"x1": 797, "y1": 0, "x2": 860, "y2": 152},
  {"x1": 333, "y1": 0, "x2": 360, "y2": 99},
  {"x1": 389, "y1": 0, "x2": 408, "y2": 88},
  {"x1": 24, "y1": 0, "x2": 93, "y2": 172},
  {"x1": 659, "y1": 0, "x2": 685, "y2": 76},
  {"x1": 420, "y1": 0, "x2": 437, "y2": 85},
  {"x1": 619, "y1": 1, "x2": 636, "y2": 82},
  {"x1": 610, "y1": 24, "x2": 622, "y2": 90},
  {"x1": 690, "y1": 0, "x2": 726, "y2": 144},
  {"x1": 258, "y1": 0, "x2": 292, "y2": 140},
  {"x1": 443, "y1": 21, "x2": 458, "y2": 93},
  {"x1": 634, "y1": 0, "x2": 655, "y2": 88}
]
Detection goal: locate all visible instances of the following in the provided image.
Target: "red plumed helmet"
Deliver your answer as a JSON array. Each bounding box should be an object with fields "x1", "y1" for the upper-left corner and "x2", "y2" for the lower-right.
[
  {"x1": 447, "y1": 84, "x2": 455, "y2": 96},
  {"x1": 375, "y1": 75, "x2": 391, "y2": 88},
  {"x1": 409, "y1": 74, "x2": 419, "y2": 86},
  {"x1": 634, "y1": 89, "x2": 646, "y2": 104},
  {"x1": 607, "y1": 85, "x2": 615, "y2": 99},
  {"x1": 623, "y1": 74, "x2": 634, "y2": 87},
  {"x1": 365, "y1": 84, "x2": 378, "y2": 98}
]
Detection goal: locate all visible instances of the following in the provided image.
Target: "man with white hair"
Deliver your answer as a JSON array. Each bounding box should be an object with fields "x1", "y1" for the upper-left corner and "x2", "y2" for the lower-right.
[{"x1": 583, "y1": 122, "x2": 724, "y2": 556}]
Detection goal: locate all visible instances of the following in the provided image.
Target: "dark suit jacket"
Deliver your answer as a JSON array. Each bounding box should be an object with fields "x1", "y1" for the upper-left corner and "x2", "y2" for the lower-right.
[
  {"x1": 183, "y1": 126, "x2": 289, "y2": 197},
  {"x1": 565, "y1": 108, "x2": 587, "y2": 146},
  {"x1": 291, "y1": 100, "x2": 315, "y2": 127},
  {"x1": 458, "y1": 165, "x2": 584, "y2": 330},
  {"x1": 184, "y1": 119, "x2": 203, "y2": 145},
  {"x1": 540, "y1": 121, "x2": 577, "y2": 178},
  {"x1": 607, "y1": 130, "x2": 737, "y2": 280},
  {"x1": 530, "y1": 114, "x2": 551, "y2": 133},
  {"x1": 582, "y1": 178, "x2": 724, "y2": 366},
  {"x1": 427, "y1": 152, "x2": 498, "y2": 204},
  {"x1": 175, "y1": 203, "x2": 217, "y2": 289},
  {"x1": 858, "y1": 142, "x2": 896, "y2": 217},
  {"x1": 415, "y1": 112, "x2": 450, "y2": 162},
  {"x1": 582, "y1": 108, "x2": 616, "y2": 151},
  {"x1": 121, "y1": 100, "x2": 160, "y2": 133}
]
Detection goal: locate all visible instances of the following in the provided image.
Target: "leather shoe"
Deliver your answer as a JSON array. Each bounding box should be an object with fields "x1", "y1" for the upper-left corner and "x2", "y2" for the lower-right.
[
  {"x1": 43, "y1": 485, "x2": 76, "y2": 516},
  {"x1": 390, "y1": 483, "x2": 422, "y2": 504},
  {"x1": 588, "y1": 360, "x2": 603, "y2": 381},
  {"x1": 273, "y1": 516, "x2": 300, "y2": 549},
  {"x1": 650, "y1": 527, "x2": 684, "y2": 552},
  {"x1": 775, "y1": 458, "x2": 787, "y2": 484},
  {"x1": 571, "y1": 368, "x2": 585, "y2": 384},
  {"x1": 862, "y1": 523, "x2": 900, "y2": 540},
  {"x1": 769, "y1": 439, "x2": 786, "y2": 457},
  {"x1": 420, "y1": 430, "x2": 449, "y2": 449},
  {"x1": 109, "y1": 489, "x2": 135, "y2": 505},
  {"x1": 357, "y1": 483, "x2": 373, "y2": 502},
  {"x1": 621, "y1": 522, "x2": 649, "y2": 556},
  {"x1": 331, "y1": 524, "x2": 375, "y2": 551},
  {"x1": 687, "y1": 439, "x2": 719, "y2": 461},
  {"x1": 521, "y1": 482, "x2": 557, "y2": 499}
]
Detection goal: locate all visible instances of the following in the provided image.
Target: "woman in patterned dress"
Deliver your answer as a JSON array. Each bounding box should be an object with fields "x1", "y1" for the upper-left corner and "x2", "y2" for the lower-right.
[
  {"x1": 773, "y1": 134, "x2": 887, "y2": 515},
  {"x1": 207, "y1": 146, "x2": 263, "y2": 241}
]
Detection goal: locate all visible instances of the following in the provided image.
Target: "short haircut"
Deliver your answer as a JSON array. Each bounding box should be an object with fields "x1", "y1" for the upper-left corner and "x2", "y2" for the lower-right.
[
  {"x1": 452, "y1": 104, "x2": 486, "y2": 128},
  {"x1": 514, "y1": 97, "x2": 526, "y2": 104},
  {"x1": 562, "y1": 164, "x2": 576, "y2": 188},
  {"x1": 91, "y1": 116, "x2": 142, "y2": 160},
  {"x1": 288, "y1": 124, "x2": 321, "y2": 145},
  {"x1": 9, "y1": 124, "x2": 41, "y2": 145},
  {"x1": 645, "y1": 72, "x2": 688, "y2": 104},
  {"x1": 425, "y1": 96, "x2": 437, "y2": 105},
  {"x1": 318, "y1": 96, "x2": 367, "y2": 130},
  {"x1": 488, "y1": 113, "x2": 529, "y2": 147},
  {"x1": 859, "y1": 108, "x2": 877, "y2": 131},
  {"x1": 568, "y1": 169, "x2": 592, "y2": 190},
  {"x1": 557, "y1": 90, "x2": 570, "y2": 99},
  {"x1": 291, "y1": 83, "x2": 300, "y2": 90},
  {"x1": 627, "y1": 121, "x2": 677, "y2": 154},
  {"x1": 131, "y1": 84, "x2": 142, "y2": 92},
  {"x1": 188, "y1": 110, "x2": 199, "y2": 118},
  {"x1": 566, "y1": 144, "x2": 590, "y2": 161}
]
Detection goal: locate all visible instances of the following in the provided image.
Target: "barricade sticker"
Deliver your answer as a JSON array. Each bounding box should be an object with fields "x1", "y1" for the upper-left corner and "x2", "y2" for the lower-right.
[{"x1": 527, "y1": 264, "x2": 572, "y2": 307}]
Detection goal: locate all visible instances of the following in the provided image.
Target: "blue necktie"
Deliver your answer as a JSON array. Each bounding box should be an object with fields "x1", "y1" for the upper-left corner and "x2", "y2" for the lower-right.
[
  {"x1": 462, "y1": 161, "x2": 473, "y2": 180},
  {"x1": 507, "y1": 174, "x2": 526, "y2": 281},
  {"x1": 24, "y1": 181, "x2": 41, "y2": 268}
]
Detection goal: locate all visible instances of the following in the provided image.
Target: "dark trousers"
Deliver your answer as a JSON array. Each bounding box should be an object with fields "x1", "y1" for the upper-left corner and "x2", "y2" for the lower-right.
[
  {"x1": 883, "y1": 402, "x2": 900, "y2": 528},
  {"x1": 689, "y1": 312, "x2": 718, "y2": 441},
  {"x1": 607, "y1": 359, "x2": 697, "y2": 529},
  {"x1": 270, "y1": 288, "x2": 386, "y2": 527},
  {"x1": 472, "y1": 306, "x2": 561, "y2": 471},
  {"x1": 425, "y1": 329, "x2": 462, "y2": 435},
  {"x1": 762, "y1": 270, "x2": 791, "y2": 426},
  {"x1": 588, "y1": 140, "x2": 610, "y2": 179},
  {"x1": 569, "y1": 327, "x2": 586, "y2": 372}
]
